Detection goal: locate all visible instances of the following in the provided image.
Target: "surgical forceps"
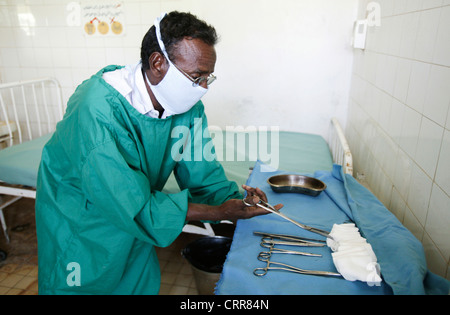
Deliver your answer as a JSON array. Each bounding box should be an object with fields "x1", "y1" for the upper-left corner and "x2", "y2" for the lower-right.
[
  {"x1": 259, "y1": 242, "x2": 322, "y2": 258},
  {"x1": 244, "y1": 195, "x2": 333, "y2": 239},
  {"x1": 253, "y1": 253, "x2": 342, "y2": 277},
  {"x1": 253, "y1": 231, "x2": 326, "y2": 244},
  {"x1": 255, "y1": 231, "x2": 324, "y2": 258}
]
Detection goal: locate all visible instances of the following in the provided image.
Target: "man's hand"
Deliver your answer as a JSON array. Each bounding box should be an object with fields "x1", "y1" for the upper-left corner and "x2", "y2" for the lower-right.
[
  {"x1": 185, "y1": 185, "x2": 283, "y2": 223},
  {"x1": 217, "y1": 185, "x2": 284, "y2": 221}
]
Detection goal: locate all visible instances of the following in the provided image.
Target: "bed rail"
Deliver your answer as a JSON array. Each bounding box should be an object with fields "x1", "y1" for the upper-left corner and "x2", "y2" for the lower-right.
[
  {"x1": 0, "y1": 78, "x2": 63, "y2": 148},
  {"x1": 329, "y1": 117, "x2": 353, "y2": 176}
]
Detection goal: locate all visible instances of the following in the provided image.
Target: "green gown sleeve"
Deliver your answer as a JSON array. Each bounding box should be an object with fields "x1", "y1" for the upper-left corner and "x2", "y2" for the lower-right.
[{"x1": 81, "y1": 138, "x2": 189, "y2": 248}]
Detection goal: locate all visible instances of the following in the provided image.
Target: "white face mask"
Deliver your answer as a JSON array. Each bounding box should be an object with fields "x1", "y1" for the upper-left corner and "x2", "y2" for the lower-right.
[{"x1": 146, "y1": 13, "x2": 208, "y2": 116}]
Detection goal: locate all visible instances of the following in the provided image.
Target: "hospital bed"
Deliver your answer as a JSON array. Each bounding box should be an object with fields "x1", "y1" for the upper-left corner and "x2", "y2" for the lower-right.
[
  {"x1": 164, "y1": 119, "x2": 353, "y2": 236},
  {"x1": 0, "y1": 77, "x2": 353, "y2": 245},
  {"x1": 0, "y1": 78, "x2": 63, "y2": 246}
]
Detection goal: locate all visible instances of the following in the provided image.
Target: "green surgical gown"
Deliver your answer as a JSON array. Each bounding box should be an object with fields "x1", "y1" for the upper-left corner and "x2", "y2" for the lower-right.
[{"x1": 35, "y1": 65, "x2": 241, "y2": 295}]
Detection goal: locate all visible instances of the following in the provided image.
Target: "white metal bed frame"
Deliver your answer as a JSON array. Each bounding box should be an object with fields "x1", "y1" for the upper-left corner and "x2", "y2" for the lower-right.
[
  {"x1": 0, "y1": 78, "x2": 64, "y2": 243},
  {"x1": 329, "y1": 117, "x2": 353, "y2": 177},
  {"x1": 0, "y1": 77, "x2": 354, "y2": 242}
]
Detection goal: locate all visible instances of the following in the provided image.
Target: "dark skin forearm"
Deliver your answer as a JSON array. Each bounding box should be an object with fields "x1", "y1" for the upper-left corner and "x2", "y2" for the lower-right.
[{"x1": 185, "y1": 185, "x2": 283, "y2": 222}]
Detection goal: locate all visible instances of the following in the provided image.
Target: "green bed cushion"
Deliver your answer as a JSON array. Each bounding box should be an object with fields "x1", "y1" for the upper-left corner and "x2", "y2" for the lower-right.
[
  {"x1": 0, "y1": 133, "x2": 53, "y2": 188},
  {"x1": 163, "y1": 131, "x2": 333, "y2": 194}
]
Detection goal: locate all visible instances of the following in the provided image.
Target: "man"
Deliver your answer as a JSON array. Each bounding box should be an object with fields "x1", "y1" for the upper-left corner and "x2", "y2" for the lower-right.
[{"x1": 36, "y1": 11, "x2": 280, "y2": 295}]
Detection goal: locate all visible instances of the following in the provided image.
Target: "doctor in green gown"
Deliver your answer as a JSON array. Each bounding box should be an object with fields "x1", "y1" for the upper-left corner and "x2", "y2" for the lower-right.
[{"x1": 35, "y1": 11, "x2": 279, "y2": 295}]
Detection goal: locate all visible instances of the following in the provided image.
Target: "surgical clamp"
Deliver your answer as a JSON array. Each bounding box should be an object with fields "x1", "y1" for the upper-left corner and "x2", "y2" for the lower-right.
[
  {"x1": 253, "y1": 253, "x2": 341, "y2": 278},
  {"x1": 255, "y1": 232, "x2": 324, "y2": 258},
  {"x1": 244, "y1": 195, "x2": 333, "y2": 239},
  {"x1": 261, "y1": 237, "x2": 325, "y2": 248},
  {"x1": 253, "y1": 231, "x2": 326, "y2": 244},
  {"x1": 258, "y1": 246, "x2": 322, "y2": 258}
]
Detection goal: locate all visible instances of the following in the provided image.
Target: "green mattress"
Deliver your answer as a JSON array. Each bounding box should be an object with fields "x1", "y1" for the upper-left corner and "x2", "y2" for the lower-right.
[
  {"x1": 163, "y1": 131, "x2": 333, "y2": 194},
  {"x1": 0, "y1": 133, "x2": 53, "y2": 187},
  {"x1": 0, "y1": 131, "x2": 332, "y2": 192}
]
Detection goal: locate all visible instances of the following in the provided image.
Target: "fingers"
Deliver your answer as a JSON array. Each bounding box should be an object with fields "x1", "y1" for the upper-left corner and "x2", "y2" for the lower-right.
[
  {"x1": 242, "y1": 185, "x2": 268, "y2": 202},
  {"x1": 273, "y1": 203, "x2": 284, "y2": 210}
]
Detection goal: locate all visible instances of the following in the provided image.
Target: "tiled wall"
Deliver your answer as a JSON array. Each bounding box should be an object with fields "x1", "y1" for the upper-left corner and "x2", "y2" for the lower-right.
[
  {"x1": 347, "y1": 0, "x2": 450, "y2": 280},
  {"x1": 0, "y1": 0, "x2": 157, "y2": 108},
  {"x1": 0, "y1": 0, "x2": 358, "y2": 139}
]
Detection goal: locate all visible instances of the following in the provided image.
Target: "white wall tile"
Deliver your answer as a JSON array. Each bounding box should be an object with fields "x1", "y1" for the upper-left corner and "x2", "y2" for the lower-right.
[
  {"x1": 123, "y1": 2, "x2": 142, "y2": 26},
  {"x1": 105, "y1": 47, "x2": 125, "y2": 66},
  {"x1": 33, "y1": 47, "x2": 53, "y2": 68},
  {"x1": 13, "y1": 27, "x2": 33, "y2": 48},
  {"x1": 399, "y1": 105, "x2": 421, "y2": 158},
  {"x1": 65, "y1": 28, "x2": 86, "y2": 48},
  {"x1": 414, "y1": 8, "x2": 441, "y2": 63},
  {"x1": 426, "y1": 183, "x2": 450, "y2": 261},
  {"x1": 86, "y1": 48, "x2": 106, "y2": 70},
  {"x1": 424, "y1": 65, "x2": 450, "y2": 127},
  {"x1": 407, "y1": 162, "x2": 433, "y2": 225},
  {"x1": 399, "y1": 12, "x2": 420, "y2": 59},
  {"x1": 393, "y1": 148, "x2": 413, "y2": 200},
  {"x1": 31, "y1": 27, "x2": 51, "y2": 48},
  {"x1": 69, "y1": 48, "x2": 89, "y2": 69},
  {"x1": 435, "y1": 129, "x2": 450, "y2": 195},
  {"x1": 421, "y1": 0, "x2": 443, "y2": 9},
  {"x1": 122, "y1": 25, "x2": 145, "y2": 48},
  {"x1": 406, "y1": 0, "x2": 424, "y2": 12},
  {"x1": 53, "y1": 68, "x2": 73, "y2": 88},
  {"x1": 378, "y1": 91, "x2": 393, "y2": 133},
  {"x1": 403, "y1": 205, "x2": 424, "y2": 241},
  {"x1": 44, "y1": 4, "x2": 69, "y2": 27},
  {"x1": 0, "y1": 47, "x2": 19, "y2": 67},
  {"x1": 51, "y1": 47, "x2": 69, "y2": 68},
  {"x1": 17, "y1": 47, "x2": 36, "y2": 67},
  {"x1": 123, "y1": 47, "x2": 140, "y2": 65},
  {"x1": 393, "y1": 0, "x2": 407, "y2": 15},
  {"x1": 379, "y1": 0, "x2": 394, "y2": 17},
  {"x1": 381, "y1": 56, "x2": 398, "y2": 95},
  {"x1": 0, "y1": 6, "x2": 13, "y2": 27},
  {"x1": 0, "y1": 28, "x2": 16, "y2": 47},
  {"x1": 47, "y1": 27, "x2": 69, "y2": 48},
  {"x1": 433, "y1": 6, "x2": 450, "y2": 67},
  {"x1": 423, "y1": 232, "x2": 448, "y2": 278},
  {"x1": 387, "y1": 15, "x2": 403, "y2": 56},
  {"x1": 446, "y1": 102, "x2": 450, "y2": 130},
  {"x1": 389, "y1": 187, "x2": 406, "y2": 222},
  {"x1": 387, "y1": 98, "x2": 405, "y2": 143},
  {"x1": 416, "y1": 116, "x2": 444, "y2": 178},
  {"x1": 393, "y1": 58, "x2": 412, "y2": 104},
  {"x1": 406, "y1": 61, "x2": 431, "y2": 114}
]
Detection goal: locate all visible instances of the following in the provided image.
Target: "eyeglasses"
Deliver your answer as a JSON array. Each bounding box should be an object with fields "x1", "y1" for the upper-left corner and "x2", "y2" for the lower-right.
[{"x1": 171, "y1": 62, "x2": 217, "y2": 87}]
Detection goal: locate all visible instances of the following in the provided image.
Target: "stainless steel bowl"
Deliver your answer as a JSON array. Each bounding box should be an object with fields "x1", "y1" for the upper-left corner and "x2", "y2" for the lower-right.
[{"x1": 267, "y1": 174, "x2": 327, "y2": 197}]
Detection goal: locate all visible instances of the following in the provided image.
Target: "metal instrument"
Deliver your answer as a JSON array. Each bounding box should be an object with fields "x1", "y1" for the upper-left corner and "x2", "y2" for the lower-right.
[
  {"x1": 253, "y1": 253, "x2": 341, "y2": 278},
  {"x1": 244, "y1": 195, "x2": 332, "y2": 239},
  {"x1": 253, "y1": 231, "x2": 340, "y2": 278},
  {"x1": 253, "y1": 231, "x2": 326, "y2": 244},
  {"x1": 255, "y1": 231, "x2": 324, "y2": 258}
]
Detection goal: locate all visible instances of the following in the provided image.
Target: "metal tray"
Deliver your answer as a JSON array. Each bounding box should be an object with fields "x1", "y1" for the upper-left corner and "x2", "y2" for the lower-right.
[{"x1": 267, "y1": 174, "x2": 327, "y2": 197}]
